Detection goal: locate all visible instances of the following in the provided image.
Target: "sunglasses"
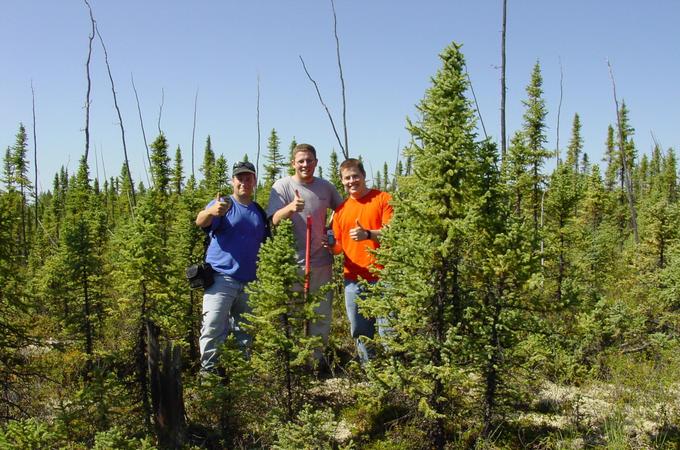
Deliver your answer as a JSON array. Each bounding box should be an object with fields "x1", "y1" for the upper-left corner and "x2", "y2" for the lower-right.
[{"x1": 233, "y1": 161, "x2": 256, "y2": 172}]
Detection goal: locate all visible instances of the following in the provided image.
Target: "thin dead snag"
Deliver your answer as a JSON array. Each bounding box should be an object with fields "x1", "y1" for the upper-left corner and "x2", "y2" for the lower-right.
[
  {"x1": 158, "y1": 88, "x2": 164, "y2": 135},
  {"x1": 299, "y1": 56, "x2": 346, "y2": 158},
  {"x1": 96, "y1": 24, "x2": 136, "y2": 207},
  {"x1": 31, "y1": 80, "x2": 38, "y2": 228},
  {"x1": 298, "y1": 0, "x2": 349, "y2": 159},
  {"x1": 330, "y1": 0, "x2": 348, "y2": 156},
  {"x1": 607, "y1": 60, "x2": 639, "y2": 244},
  {"x1": 131, "y1": 73, "x2": 153, "y2": 186},
  {"x1": 555, "y1": 59, "x2": 563, "y2": 164},
  {"x1": 83, "y1": 0, "x2": 95, "y2": 163},
  {"x1": 465, "y1": 65, "x2": 488, "y2": 140},
  {"x1": 256, "y1": 75, "x2": 261, "y2": 179},
  {"x1": 191, "y1": 89, "x2": 198, "y2": 179},
  {"x1": 500, "y1": 0, "x2": 507, "y2": 160}
]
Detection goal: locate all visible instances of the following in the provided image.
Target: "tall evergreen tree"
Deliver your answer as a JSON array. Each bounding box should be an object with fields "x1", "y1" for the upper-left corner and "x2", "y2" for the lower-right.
[
  {"x1": 2, "y1": 147, "x2": 13, "y2": 190},
  {"x1": 0, "y1": 182, "x2": 32, "y2": 420},
  {"x1": 200, "y1": 135, "x2": 215, "y2": 191},
  {"x1": 521, "y1": 61, "x2": 550, "y2": 242},
  {"x1": 287, "y1": 138, "x2": 297, "y2": 176},
  {"x1": 365, "y1": 42, "x2": 534, "y2": 444},
  {"x1": 382, "y1": 162, "x2": 390, "y2": 192},
  {"x1": 172, "y1": 146, "x2": 184, "y2": 196},
  {"x1": 565, "y1": 113, "x2": 583, "y2": 174},
  {"x1": 245, "y1": 219, "x2": 322, "y2": 426},
  {"x1": 392, "y1": 159, "x2": 404, "y2": 191},
  {"x1": 11, "y1": 124, "x2": 32, "y2": 260},
  {"x1": 263, "y1": 129, "x2": 284, "y2": 187},
  {"x1": 150, "y1": 134, "x2": 170, "y2": 195},
  {"x1": 327, "y1": 149, "x2": 343, "y2": 194},
  {"x1": 208, "y1": 154, "x2": 229, "y2": 196},
  {"x1": 373, "y1": 170, "x2": 382, "y2": 190},
  {"x1": 38, "y1": 156, "x2": 106, "y2": 379},
  {"x1": 604, "y1": 125, "x2": 617, "y2": 191}
]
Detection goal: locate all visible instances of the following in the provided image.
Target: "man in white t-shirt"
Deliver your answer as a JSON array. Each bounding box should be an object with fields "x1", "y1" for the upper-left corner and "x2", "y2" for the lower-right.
[{"x1": 267, "y1": 143, "x2": 343, "y2": 365}]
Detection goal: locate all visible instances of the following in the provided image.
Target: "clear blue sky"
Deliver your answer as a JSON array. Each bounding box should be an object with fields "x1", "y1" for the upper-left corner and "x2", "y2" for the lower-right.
[{"x1": 2, "y1": 0, "x2": 679, "y2": 192}]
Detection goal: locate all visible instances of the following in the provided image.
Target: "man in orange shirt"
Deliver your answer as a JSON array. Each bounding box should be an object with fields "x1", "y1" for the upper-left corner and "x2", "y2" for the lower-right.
[{"x1": 332, "y1": 158, "x2": 393, "y2": 362}]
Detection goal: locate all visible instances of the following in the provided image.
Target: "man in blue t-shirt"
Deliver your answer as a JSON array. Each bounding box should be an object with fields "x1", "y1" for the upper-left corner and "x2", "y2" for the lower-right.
[{"x1": 195, "y1": 161, "x2": 268, "y2": 373}]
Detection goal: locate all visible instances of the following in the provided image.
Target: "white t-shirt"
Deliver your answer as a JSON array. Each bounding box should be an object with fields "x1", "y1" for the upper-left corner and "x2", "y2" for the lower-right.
[{"x1": 267, "y1": 176, "x2": 342, "y2": 267}]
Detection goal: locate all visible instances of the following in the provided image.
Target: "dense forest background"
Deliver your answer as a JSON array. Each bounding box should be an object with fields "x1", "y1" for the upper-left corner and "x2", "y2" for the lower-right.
[{"x1": 1, "y1": 40, "x2": 679, "y2": 449}]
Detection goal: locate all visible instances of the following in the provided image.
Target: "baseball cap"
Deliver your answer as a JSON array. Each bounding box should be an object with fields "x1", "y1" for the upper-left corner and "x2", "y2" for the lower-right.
[{"x1": 232, "y1": 161, "x2": 256, "y2": 176}]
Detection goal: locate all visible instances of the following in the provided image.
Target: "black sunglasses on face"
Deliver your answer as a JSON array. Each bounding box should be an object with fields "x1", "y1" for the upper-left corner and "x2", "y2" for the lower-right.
[{"x1": 233, "y1": 161, "x2": 256, "y2": 171}]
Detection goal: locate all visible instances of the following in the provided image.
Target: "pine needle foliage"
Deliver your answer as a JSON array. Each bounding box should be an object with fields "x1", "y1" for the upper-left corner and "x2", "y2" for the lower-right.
[
  {"x1": 364, "y1": 42, "x2": 537, "y2": 444},
  {"x1": 245, "y1": 218, "x2": 323, "y2": 426}
]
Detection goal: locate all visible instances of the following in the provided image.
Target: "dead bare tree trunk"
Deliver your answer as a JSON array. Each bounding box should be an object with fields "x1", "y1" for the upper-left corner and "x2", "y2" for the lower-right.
[
  {"x1": 299, "y1": 0, "x2": 349, "y2": 159},
  {"x1": 500, "y1": 0, "x2": 507, "y2": 160},
  {"x1": 158, "y1": 88, "x2": 164, "y2": 135},
  {"x1": 330, "y1": 0, "x2": 348, "y2": 155},
  {"x1": 299, "y1": 56, "x2": 346, "y2": 158},
  {"x1": 31, "y1": 81, "x2": 38, "y2": 228},
  {"x1": 147, "y1": 321, "x2": 187, "y2": 449},
  {"x1": 256, "y1": 75, "x2": 261, "y2": 179},
  {"x1": 191, "y1": 90, "x2": 198, "y2": 179},
  {"x1": 607, "y1": 60, "x2": 639, "y2": 244},
  {"x1": 465, "y1": 66, "x2": 488, "y2": 140},
  {"x1": 555, "y1": 60, "x2": 563, "y2": 164},
  {"x1": 96, "y1": 25, "x2": 136, "y2": 207},
  {"x1": 83, "y1": 0, "x2": 95, "y2": 164},
  {"x1": 131, "y1": 73, "x2": 153, "y2": 186}
]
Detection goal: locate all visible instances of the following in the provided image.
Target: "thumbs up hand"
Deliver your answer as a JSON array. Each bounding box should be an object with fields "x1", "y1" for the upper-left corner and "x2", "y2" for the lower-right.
[
  {"x1": 210, "y1": 192, "x2": 229, "y2": 216},
  {"x1": 350, "y1": 218, "x2": 370, "y2": 241},
  {"x1": 288, "y1": 189, "x2": 305, "y2": 214}
]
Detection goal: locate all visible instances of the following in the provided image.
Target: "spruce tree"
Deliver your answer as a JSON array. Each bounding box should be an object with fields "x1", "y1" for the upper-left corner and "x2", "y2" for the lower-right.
[
  {"x1": 382, "y1": 162, "x2": 389, "y2": 192},
  {"x1": 0, "y1": 175, "x2": 32, "y2": 419},
  {"x1": 604, "y1": 125, "x2": 617, "y2": 191},
  {"x1": 200, "y1": 135, "x2": 215, "y2": 191},
  {"x1": 11, "y1": 124, "x2": 32, "y2": 260},
  {"x1": 521, "y1": 62, "x2": 550, "y2": 243},
  {"x1": 327, "y1": 149, "x2": 343, "y2": 194},
  {"x1": 172, "y1": 146, "x2": 184, "y2": 196},
  {"x1": 263, "y1": 129, "x2": 284, "y2": 187},
  {"x1": 287, "y1": 138, "x2": 297, "y2": 176},
  {"x1": 2, "y1": 147, "x2": 13, "y2": 190},
  {"x1": 208, "y1": 154, "x2": 229, "y2": 196},
  {"x1": 245, "y1": 219, "x2": 322, "y2": 426},
  {"x1": 38, "y1": 156, "x2": 107, "y2": 379},
  {"x1": 167, "y1": 176, "x2": 205, "y2": 364},
  {"x1": 150, "y1": 134, "x2": 170, "y2": 195},
  {"x1": 392, "y1": 159, "x2": 403, "y2": 191},
  {"x1": 565, "y1": 113, "x2": 583, "y2": 174},
  {"x1": 364, "y1": 42, "x2": 534, "y2": 443}
]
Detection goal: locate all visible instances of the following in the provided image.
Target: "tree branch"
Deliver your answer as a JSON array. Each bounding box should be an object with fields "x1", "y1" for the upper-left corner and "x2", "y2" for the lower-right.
[
  {"x1": 131, "y1": 73, "x2": 153, "y2": 186},
  {"x1": 31, "y1": 80, "x2": 38, "y2": 227},
  {"x1": 330, "y1": 0, "x2": 349, "y2": 157},
  {"x1": 555, "y1": 58, "x2": 563, "y2": 164},
  {"x1": 299, "y1": 55, "x2": 346, "y2": 157},
  {"x1": 464, "y1": 65, "x2": 488, "y2": 140},
  {"x1": 96, "y1": 24, "x2": 136, "y2": 207},
  {"x1": 607, "y1": 59, "x2": 639, "y2": 244},
  {"x1": 256, "y1": 75, "x2": 261, "y2": 179},
  {"x1": 191, "y1": 89, "x2": 198, "y2": 179},
  {"x1": 500, "y1": 0, "x2": 507, "y2": 160},
  {"x1": 83, "y1": 0, "x2": 95, "y2": 163},
  {"x1": 158, "y1": 87, "x2": 164, "y2": 135}
]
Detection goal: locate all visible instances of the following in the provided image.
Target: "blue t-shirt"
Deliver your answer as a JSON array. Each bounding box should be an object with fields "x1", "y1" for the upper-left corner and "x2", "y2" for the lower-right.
[{"x1": 205, "y1": 196, "x2": 266, "y2": 282}]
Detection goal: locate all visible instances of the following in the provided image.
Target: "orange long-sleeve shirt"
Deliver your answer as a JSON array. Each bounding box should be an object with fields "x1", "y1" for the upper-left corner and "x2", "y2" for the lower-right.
[{"x1": 332, "y1": 189, "x2": 393, "y2": 282}]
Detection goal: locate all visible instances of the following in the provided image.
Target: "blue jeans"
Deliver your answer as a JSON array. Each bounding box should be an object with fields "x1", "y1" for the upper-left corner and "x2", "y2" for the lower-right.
[
  {"x1": 199, "y1": 273, "x2": 252, "y2": 371},
  {"x1": 344, "y1": 280, "x2": 388, "y2": 363}
]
